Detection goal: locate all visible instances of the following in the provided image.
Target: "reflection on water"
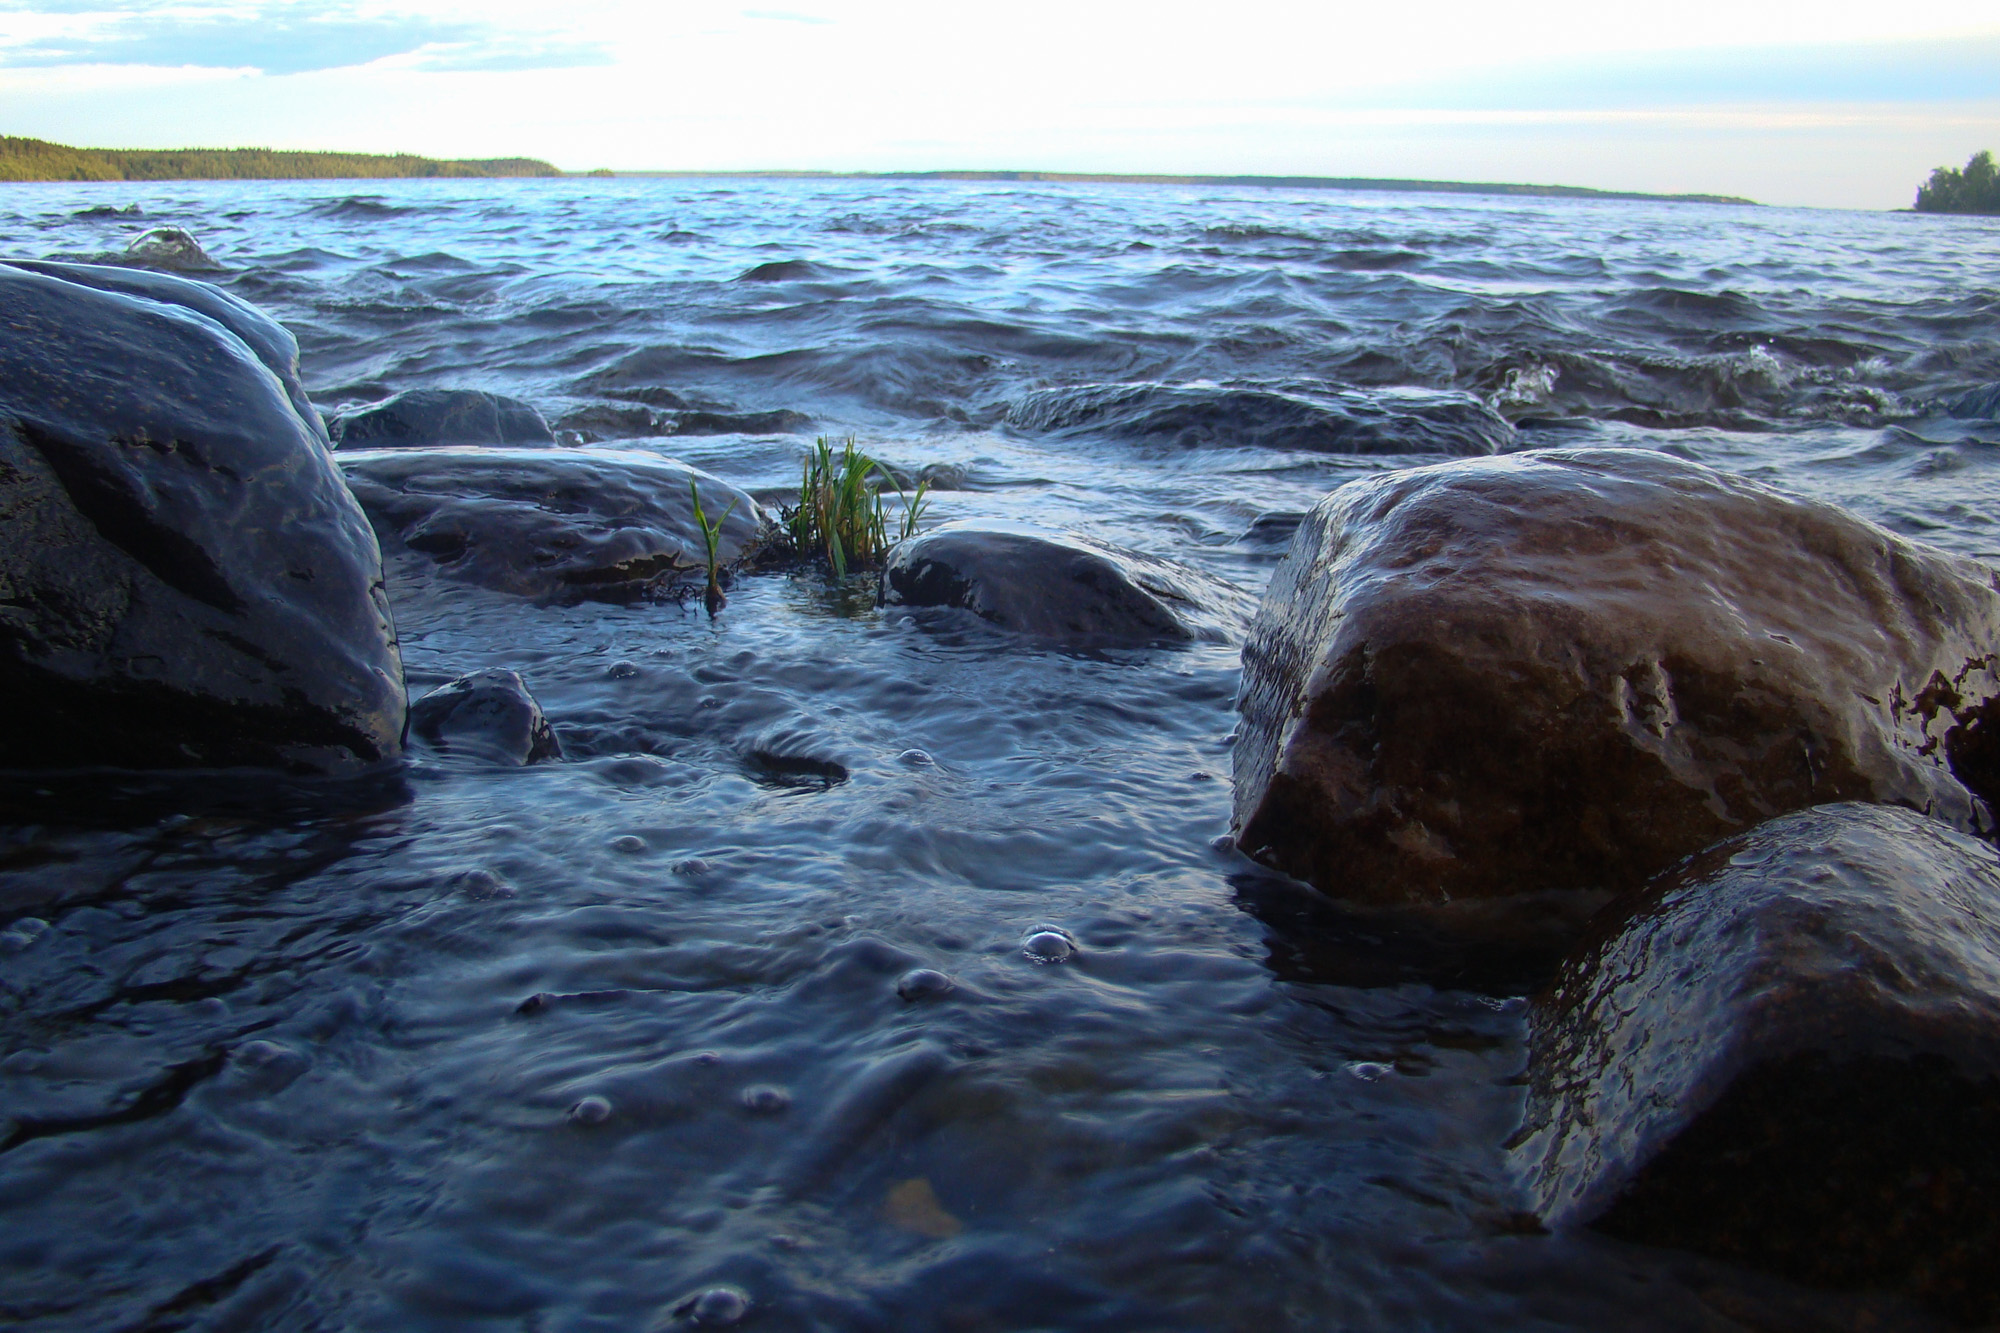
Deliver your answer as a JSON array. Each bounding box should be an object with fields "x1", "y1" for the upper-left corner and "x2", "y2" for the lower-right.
[{"x1": 2, "y1": 177, "x2": 1992, "y2": 1329}]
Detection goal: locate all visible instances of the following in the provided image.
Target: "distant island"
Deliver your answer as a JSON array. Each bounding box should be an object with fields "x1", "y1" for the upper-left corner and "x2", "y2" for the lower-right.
[
  {"x1": 1915, "y1": 150, "x2": 2000, "y2": 215},
  {"x1": 0, "y1": 136, "x2": 560, "y2": 182},
  {"x1": 622, "y1": 168, "x2": 1757, "y2": 206}
]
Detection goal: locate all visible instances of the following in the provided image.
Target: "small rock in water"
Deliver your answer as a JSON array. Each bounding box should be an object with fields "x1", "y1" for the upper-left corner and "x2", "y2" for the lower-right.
[
  {"x1": 1021, "y1": 925, "x2": 1076, "y2": 963},
  {"x1": 611, "y1": 835, "x2": 648, "y2": 854},
  {"x1": 0, "y1": 917, "x2": 49, "y2": 952},
  {"x1": 897, "y1": 748, "x2": 935, "y2": 766},
  {"x1": 568, "y1": 1095, "x2": 613, "y2": 1124},
  {"x1": 606, "y1": 660, "x2": 641, "y2": 679},
  {"x1": 671, "y1": 857, "x2": 712, "y2": 877},
  {"x1": 444, "y1": 867, "x2": 514, "y2": 899},
  {"x1": 896, "y1": 968, "x2": 955, "y2": 1001},
  {"x1": 122, "y1": 225, "x2": 223, "y2": 272},
  {"x1": 1347, "y1": 1061, "x2": 1394, "y2": 1082},
  {"x1": 229, "y1": 1040, "x2": 309, "y2": 1093},
  {"x1": 739, "y1": 1084, "x2": 791, "y2": 1114},
  {"x1": 409, "y1": 669, "x2": 562, "y2": 766},
  {"x1": 673, "y1": 1285, "x2": 751, "y2": 1326},
  {"x1": 516, "y1": 992, "x2": 554, "y2": 1015}
]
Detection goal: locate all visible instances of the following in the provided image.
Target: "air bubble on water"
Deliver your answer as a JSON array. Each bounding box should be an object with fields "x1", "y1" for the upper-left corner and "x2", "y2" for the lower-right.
[
  {"x1": 739, "y1": 1084, "x2": 791, "y2": 1114},
  {"x1": 568, "y1": 1094, "x2": 613, "y2": 1124},
  {"x1": 897, "y1": 748, "x2": 935, "y2": 766},
  {"x1": 673, "y1": 1285, "x2": 751, "y2": 1326},
  {"x1": 1209, "y1": 833, "x2": 1234, "y2": 852},
  {"x1": 672, "y1": 857, "x2": 712, "y2": 877},
  {"x1": 606, "y1": 660, "x2": 640, "y2": 679},
  {"x1": 1021, "y1": 925, "x2": 1075, "y2": 963},
  {"x1": 896, "y1": 968, "x2": 954, "y2": 1001},
  {"x1": 611, "y1": 835, "x2": 648, "y2": 854},
  {"x1": 1346, "y1": 1061, "x2": 1393, "y2": 1082}
]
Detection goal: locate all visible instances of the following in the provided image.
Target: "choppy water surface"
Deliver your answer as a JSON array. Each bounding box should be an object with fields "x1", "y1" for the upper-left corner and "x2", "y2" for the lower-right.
[{"x1": 3, "y1": 178, "x2": 1998, "y2": 1331}]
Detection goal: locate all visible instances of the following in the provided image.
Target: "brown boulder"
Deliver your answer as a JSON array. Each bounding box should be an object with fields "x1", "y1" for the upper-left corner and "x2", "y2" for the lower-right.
[
  {"x1": 1518, "y1": 803, "x2": 2000, "y2": 1323},
  {"x1": 1232, "y1": 447, "x2": 2000, "y2": 906}
]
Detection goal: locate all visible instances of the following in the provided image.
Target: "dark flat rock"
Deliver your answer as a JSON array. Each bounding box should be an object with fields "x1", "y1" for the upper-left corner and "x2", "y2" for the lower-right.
[
  {"x1": 880, "y1": 519, "x2": 1251, "y2": 646},
  {"x1": 340, "y1": 446, "x2": 764, "y2": 601},
  {"x1": 0, "y1": 263, "x2": 403, "y2": 772},
  {"x1": 1520, "y1": 802, "x2": 2000, "y2": 1324},
  {"x1": 1233, "y1": 447, "x2": 2000, "y2": 908}
]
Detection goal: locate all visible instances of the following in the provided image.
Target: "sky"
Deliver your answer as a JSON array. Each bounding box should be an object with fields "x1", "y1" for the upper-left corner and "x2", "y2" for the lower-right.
[{"x1": 1, "y1": 1, "x2": 1997, "y2": 209}]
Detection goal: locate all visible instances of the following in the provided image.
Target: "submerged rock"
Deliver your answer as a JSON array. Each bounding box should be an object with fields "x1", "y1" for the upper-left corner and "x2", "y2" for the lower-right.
[
  {"x1": 328, "y1": 389, "x2": 555, "y2": 450},
  {"x1": 552, "y1": 402, "x2": 811, "y2": 442},
  {"x1": 880, "y1": 520, "x2": 1250, "y2": 646},
  {"x1": 1520, "y1": 803, "x2": 2000, "y2": 1324},
  {"x1": 408, "y1": 669, "x2": 561, "y2": 766},
  {"x1": 1007, "y1": 381, "x2": 1513, "y2": 455},
  {"x1": 0, "y1": 263, "x2": 404, "y2": 771},
  {"x1": 1233, "y1": 447, "x2": 2000, "y2": 907},
  {"x1": 340, "y1": 446, "x2": 764, "y2": 601}
]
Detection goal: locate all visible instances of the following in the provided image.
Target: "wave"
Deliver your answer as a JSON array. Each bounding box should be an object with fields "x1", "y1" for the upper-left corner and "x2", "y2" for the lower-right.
[{"x1": 1007, "y1": 381, "x2": 1514, "y2": 454}]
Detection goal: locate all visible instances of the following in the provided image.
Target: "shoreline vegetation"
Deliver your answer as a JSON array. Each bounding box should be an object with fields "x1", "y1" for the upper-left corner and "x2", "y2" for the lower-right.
[
  {"x1": 1914, "y1": 150, "x2": 2000, "y2": 215},
  {"x1": 2, "y1": 133, "x2": 1754, "y2": 204},
  {"x1": 0, "y1": 135, "x2": 560, "y2": 182}
]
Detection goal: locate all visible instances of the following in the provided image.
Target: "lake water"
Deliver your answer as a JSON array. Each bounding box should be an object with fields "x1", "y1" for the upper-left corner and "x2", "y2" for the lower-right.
[{"x1": 2, "y1": 176, "x2": 1997, "y2": 1331}]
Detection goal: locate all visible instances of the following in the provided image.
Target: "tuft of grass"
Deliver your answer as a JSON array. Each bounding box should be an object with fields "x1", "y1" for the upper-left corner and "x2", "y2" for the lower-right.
[
  {"x1": 790, "y1": 435, "x2": 885, "y2": 578},
  {"x1": 781, "y1": 436, "x2": 935, "y2": 577},
  {"x1": 689, "y1": 478, "x2": 738, "y2": 616}
]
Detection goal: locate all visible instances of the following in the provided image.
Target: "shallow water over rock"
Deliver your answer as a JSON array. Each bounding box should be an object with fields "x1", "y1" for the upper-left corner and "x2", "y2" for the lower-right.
[{"x1": 2, "y1": 177, "x2": 1996, "y2": 1331}]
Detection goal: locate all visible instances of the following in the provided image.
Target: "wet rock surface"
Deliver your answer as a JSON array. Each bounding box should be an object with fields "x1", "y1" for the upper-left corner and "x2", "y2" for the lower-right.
[
  {"x1": 1520, "y1": 803, "x2": 2000, "y2": 1323},
  {"x1": 7, "y1": 259, "x2": 326, "y2": 433},
  {"x1": 1007, "y1": 381, "x2": 1515, "y2": 455},
  {"x1": 1233, "y1": 447, "x2": 2000, "y2": 907},
  {"x1": 328, "y1": 388, "x2": 555, "y2": 449},
  {"x1": 339, "y1": 446, "x2": 764, "y2": 601},
  {"x1": 880, "y1": 519, "x2": 1251, "y2": 646},
  {"x1": 0, "y1": 263, "x2": 403, "y2": 772},
  {"x1": 408, "y1": 669, "x2": 562, "y2": 766}
]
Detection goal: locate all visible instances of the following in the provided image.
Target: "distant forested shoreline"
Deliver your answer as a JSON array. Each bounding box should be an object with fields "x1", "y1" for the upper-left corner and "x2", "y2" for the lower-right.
[
  {"x1": 0, "y1": 136, "x2": 561, "y2": 182},
  {"x1": 1915, "y1": 151, "x2": 2000, "y2": 215}
]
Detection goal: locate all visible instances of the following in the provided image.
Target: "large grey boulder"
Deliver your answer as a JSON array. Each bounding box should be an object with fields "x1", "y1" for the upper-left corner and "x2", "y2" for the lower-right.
[
  {"x1": 1233, "y1": 447, "x2": 2000, "y2": 907},
  {"x1": 328, "y1": 389, "x2": 555, "y2": 450},
  {"x1": 0, "y1": 263, "x2": 404, "y2": 772},
  {"x1": 1519, "y1": 803, "x2": 2000, "y2": 1324},
  {"x1": 880, "y1": 520, "x2": 1251, "y2": 647},
  {"x1": 340, "y1": 446, "x2": 763, "y2": 601}
]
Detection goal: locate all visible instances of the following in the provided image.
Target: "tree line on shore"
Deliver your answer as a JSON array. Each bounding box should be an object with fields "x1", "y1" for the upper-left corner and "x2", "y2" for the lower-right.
[
  {"x1": 0, "y1": 136, "x2": 560, "y2": 182},
  {"x1": 1915, "y1": 150, "x2": 2000, "y2": 215}
]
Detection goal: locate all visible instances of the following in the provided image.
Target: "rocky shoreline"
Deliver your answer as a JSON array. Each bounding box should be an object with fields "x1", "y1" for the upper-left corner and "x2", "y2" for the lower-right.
[{"x1": 6, "y1": 258, "x2": 2000, "y2": 1322}]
